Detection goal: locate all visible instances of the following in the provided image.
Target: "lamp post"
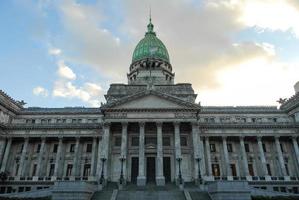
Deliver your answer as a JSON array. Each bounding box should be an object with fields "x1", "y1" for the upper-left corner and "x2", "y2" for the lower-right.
[
  {"x1": 99, "y1": 158, "x2": 107, "y2": 185},
  {"x1": 119, "y1": 156, "x2": 126, "y2": 185},
  {"x1": 176, "y1": 157, "x2": 183, "y2": 185},
  {"x1": 195, "y1": 158, "x2": 202, "y2": 184}
]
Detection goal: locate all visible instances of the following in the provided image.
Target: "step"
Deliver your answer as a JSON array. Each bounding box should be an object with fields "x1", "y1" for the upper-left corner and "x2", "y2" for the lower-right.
[
  {"x1": 117, "y1": 190, "x2": 185, "y2": 200},
  {"x1": 189, "y1": 191, "x2": 212, "y2": 200}
]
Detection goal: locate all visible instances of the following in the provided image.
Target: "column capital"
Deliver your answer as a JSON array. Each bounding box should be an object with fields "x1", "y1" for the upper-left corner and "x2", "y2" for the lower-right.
[
  {"x1": 257, "y1": 136, "x2": 263, "y2": 142},
  {"x1": 122, "y1": 121, "x2": 128, "y2": 127},
  {"x1": 41, "y1": 136, "x2": 46, "y2": 142},
  {"x1": 222, "y1": 136, "x2": 227, "y2": 141},
  {"x1": 274, "y1": 135, "x2": 280, "y2": 140},
  {"x1": 75, "y1": 136, "x2": 80, "y2": 141},
  {"x1": 156, "y1": 121, "x2": 163, "y2": 128},
  {"x1": 139, "y1": 121, "x2": 145, "y2": 128},
  {"x1": 292, "y1": 136, "x2": 298, "y2": 141},
  {"x1": 173, "y1": 121, "x2": 180, "y2": 127},
  {"x1": 205, "y1": 136, "x2": 209, "y2": 141},
  {"x1": 239, "y1": 136, "x2": 245, "y2": 141},
  {"x1": 103, "y1": 122, "x2": 111, "y2": 128}
]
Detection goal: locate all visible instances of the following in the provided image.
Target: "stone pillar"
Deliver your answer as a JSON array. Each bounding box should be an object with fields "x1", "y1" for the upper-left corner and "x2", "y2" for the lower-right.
[
  {"x1": 205, "y1": 137, "x2": 212, "y2": 176},
  {"x1": 192, "y1": 123, "x2": 199, "y2": 179},
  {"x1": 18, "y1": 137, "x2": 29, "y2": 177},
  {"x1": 174, "y1": 122, "x2": 182, "y2": 178},
  {"x1": 239, "y1": 136, "x2": 249, "y2": 177},
  {"x1": 120, "y1": 122, "x2": 128, "y2": 182},
  {"x1": 90, "y1": 137, "x2": 98, "y2": 176},
  {"x1": 198, "y1": 130, "x2": 206, "y2": 177},
  {"x1": 156, "y1": 122, "x2": 165, "y2": 185},
  {"x1": 54, "y1": 137, "x2": 63, "y2": 177},
  {"x1": 0, "y1": 137, "x2": 12, "y2": 172},
  {"x1": 96, "y1": 137, "x2": 102, "y2": 177},
  {"x1": 222, "y1": 136, "x2": 231, "y2": 177},
  {"x1": 101, "y1": 122, "x2": 111, "y2": 180},
  {"x1": 0, "y1": 138, "x2": 6, "y2": 167},
  {"x1": 36, "y1": 137, "x2": 46, "y2": 177},
  {"x1": 72, "y1": 137, "x2": 80, "y2": 176},
  {"x1": 292, "y1": 137, "x2": 299, "y2": 175},
  {"x1": 257, "y1": 136, "x2": 268, "y2": 176},
  {"x1": 137, "y1": 122, "x2": 146, "y2": 186},
  {"x1": 275, "y1": 136, "x2": 287, "y2": 176}
]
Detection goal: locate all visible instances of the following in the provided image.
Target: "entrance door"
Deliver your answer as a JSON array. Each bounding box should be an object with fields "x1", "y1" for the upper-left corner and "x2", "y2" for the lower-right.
[
  {"x1": 146, "y1": 157, "x2": 156, "y2": 183},
  {"x1": 131, "y1": 157, "x2": 139, "y2": 183},
  {"x1": 163, "y1": 157, "x2": 171, "y2": 182}
]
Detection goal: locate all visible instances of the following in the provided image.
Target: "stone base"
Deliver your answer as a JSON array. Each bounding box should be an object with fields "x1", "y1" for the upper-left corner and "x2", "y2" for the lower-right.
[
  {"x1": 156, "y1": 176, "x2": 165, "y2": 186},
  {"x1": 137, "y1": 176, "x2": 146, "y2": 186}
]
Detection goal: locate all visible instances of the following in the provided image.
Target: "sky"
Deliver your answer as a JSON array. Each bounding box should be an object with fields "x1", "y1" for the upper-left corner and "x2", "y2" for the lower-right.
[{"x1": 0, "y1": 0, "x2": 299, "y2": 108}]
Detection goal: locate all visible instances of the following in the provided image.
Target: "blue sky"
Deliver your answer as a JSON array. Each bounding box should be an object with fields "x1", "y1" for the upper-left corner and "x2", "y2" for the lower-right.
[{"x1": 0, "y1": 0, "x2": 299, "y2": 107}]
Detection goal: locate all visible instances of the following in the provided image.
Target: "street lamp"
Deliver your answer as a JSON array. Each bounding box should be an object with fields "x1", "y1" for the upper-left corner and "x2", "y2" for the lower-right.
[
  {"x1": 99, "y1": 158, "x2": 107, "y2": 185},
  {"x1": 195, "y1": 157, "x2": 202, "y2": 184},
  {"x1": 176, "y1": 157, "x2": 183, "y2": 185},
  {"x1": 119, "y1": 156, "x2": 126, "y2": 185}
]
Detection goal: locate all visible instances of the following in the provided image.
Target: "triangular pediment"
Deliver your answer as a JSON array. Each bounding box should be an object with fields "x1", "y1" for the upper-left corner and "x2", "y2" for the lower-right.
[{"x1": 102, "y1": 90, "x2": 200, "y2": 110}]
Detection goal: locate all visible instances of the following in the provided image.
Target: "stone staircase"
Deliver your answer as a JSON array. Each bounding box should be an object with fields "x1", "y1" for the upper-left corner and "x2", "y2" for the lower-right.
[{"x1": 91, "y1": 183, "x2": 212, "y2": 200}]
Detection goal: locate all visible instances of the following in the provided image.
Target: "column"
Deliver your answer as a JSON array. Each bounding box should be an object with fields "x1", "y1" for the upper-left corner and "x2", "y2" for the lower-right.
[
  {"x1": 36, "y1": 137, "x2": 46, "y2": 177},
  {"x1": 90, "y1": 137, "x2": 98, "y2": 176},
  {"x1": 96, "y1": 137, "x2": 102, "y2": 177},
  {"x1": 192, "y1": 123, "x2": 199, "y2": 180},
  {"x1": 156, "y1": 122, "x2": 165, "y2": 185},
  {"x1": 18, "y1": 137, "x2": 29, "y2": 177},
  {"x1": 0, "y1": 138, "x2": 6, "y2": 166},
  {"x1": 0, "y1": 137, "x2": 12, "y2": 172},
  {"x1": 275, "y1": 136, "x2": 287, "y2": 176},
  {"x1": 222, "y1": 136, "x2": 231, "y2": 176},
  {"x1": 174, "y1": 122, "x2": 182, "y2": 178},
  {"x1": 198, "y1": 130, "x2": 206, "y2": 177},
  {"x1": 205, "y1": 137, "x2": 212, "y2": 176},
  {"x1": 72, "y1": 137, "x2": 80, "y2": 176},
  {"x1": 292, "y1": 137, "x2": 299, "y2": 175},
  {"x1": 137, "y1": 122, "x2": 146, "y2": 186},
  {"x1": 120, "y1": 122, "x2": 128, "y2": 182},
  {"x1": 101, "y1": 122, "x2": 110, "y2": 180},
  {"x1": 257, "y1": 136, "x2": 268, "y2": 176},
  {"x1": 54, "y1": 137, "x2": 63, "y2": 177},
  {"x1": 240, "y1": 136, "x2": 249, "y2": 176}
]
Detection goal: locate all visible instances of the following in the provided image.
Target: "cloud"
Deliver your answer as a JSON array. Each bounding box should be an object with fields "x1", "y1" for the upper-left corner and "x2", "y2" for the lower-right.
[
  {"x1": 52, "y1": 81, "x2": 103, "y2": 107},
  {"x1": 33, "y1": 86, "x2": 48, "y2": 97},
  {"x1": 49, "y1": 48, "x2": 62, "y2": 56},
  {"x1": 237, "y1": 0, "x2": 299, "y2": 37},
  {"x1": 57, "y1": 60, "x2": 76, "y2": 80}
]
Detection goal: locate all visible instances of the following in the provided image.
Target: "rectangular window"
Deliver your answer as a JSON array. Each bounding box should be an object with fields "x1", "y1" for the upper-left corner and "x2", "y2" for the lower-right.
[
  {"x1": 210, "y1": 144, "x2": 216, "y2": 152},
  {"x1": 62, "y1": 119, "x2": 66, "y2": 123},
  {"x1": 266, "y1": 164, "x2": 272, "y2": 176},
  {"x1": 262, "y1": 143, "x2": 267, "y2": 152},
  {"x1": 145, "y1": 137, "x2": 157, "y2": 145},
  {"x1": 86, "y1": 143, "x2": 92, "y2": 153},
  {"x1": 36, "y1": 144, "x2": 41, "y2": 153},
  {"x1": 53, "y1": 144, "x2": 58, "y2": 153},
  {"x1": 285, "y1": 164, "x2": 289, "y2": 176},
  {"x1": 162, "y1": 137, "x2": 171, "y2": 146},
  {"x1": 180, "y1": 136, "x2": 187, "y2": 146},
  {"x1": 131, "y1": 137, "x2": 139, "y2": 146},
  {"x1": 66, "y1": 164, "x2": 73, "y2": 176},
  {"x1": 248, "y1": 164, "x2": 254, "y2": 176},
  {"x1": 245, "y1": 143, "x2": 250, "y2": 153},
  {"x1": 72, "y1": 119, "x2": 76, "y2": 123},
  {"x1": 114, "y1": 137, "x2": 121, "y2": 147},
  {"x1": 70, "y1": 144, "x2": 75, "y2": 152},
  {"x1": 212, "y1": 164, "x2": 220, "y2": 176},
  {"x1": 83, "y1": 164, "x2": 91, "y2": 177},
  {"x1": 230, "y1": 164, "x2": 237, "y2": 176},
  {"x1": 57, "y1": 119, "x2": 61, "y2": 123},
  {"x1": 227, "y1": 144, "x2": 233, "y2": 152},
  {"x1": 49, "y1": 164, "x2": 55, "y2": 176},
  {"x1": 280, "y1": 143, "x2": 285, "y2": 153},
  {"x1": 32, "y1": 164, "x2": 37, "y2": 176},
  {"x1": 15, "y1": 164, "x2": 19, "y2": 176}
]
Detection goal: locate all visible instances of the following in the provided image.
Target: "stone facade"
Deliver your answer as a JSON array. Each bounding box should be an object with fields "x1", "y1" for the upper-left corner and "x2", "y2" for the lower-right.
[{"x1": 0, "y1": 19, "x2": 299, "y2": 198}]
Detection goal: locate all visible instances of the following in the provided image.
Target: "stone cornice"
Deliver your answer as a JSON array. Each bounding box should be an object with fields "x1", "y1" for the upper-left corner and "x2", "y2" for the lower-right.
[
  {"x1": 198, "y1": 122, "x2": 299, "y2": 129},
  {"x1": 20, "y1": 107, "x2": 102, "y2": 115},
  {"x1": 6, "y1": 123, "x2": 102, "y2": 130},
  {"x1": 201, "y1": 106, "x2": 282, "y2": 114}
]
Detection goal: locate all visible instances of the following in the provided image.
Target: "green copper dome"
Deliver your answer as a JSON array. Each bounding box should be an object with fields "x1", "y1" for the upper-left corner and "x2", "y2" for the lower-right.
[{"x1": 132, "y1": 18, "x2": 170, "y2": 63}]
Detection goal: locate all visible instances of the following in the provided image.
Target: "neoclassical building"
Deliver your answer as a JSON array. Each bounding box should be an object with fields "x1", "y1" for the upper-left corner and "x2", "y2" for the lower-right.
[{"x1": 0, "y1": 18, "x2": 299, "y2": 197}]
